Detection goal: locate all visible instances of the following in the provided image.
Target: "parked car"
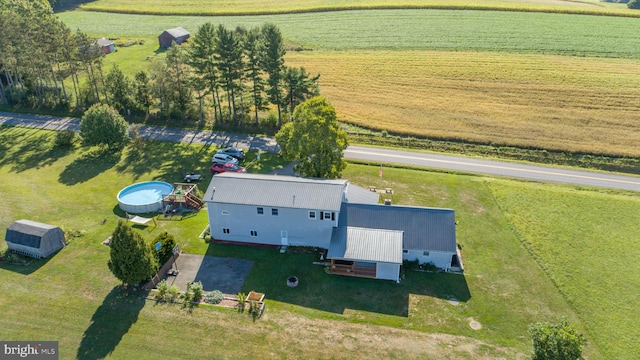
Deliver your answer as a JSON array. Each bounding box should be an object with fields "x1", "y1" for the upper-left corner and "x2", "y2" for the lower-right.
[
  {"x1": 182, "y1": 172, "x2": 202, "y2": 183},
  {"x1": 210, "y1": 163, "x2": 246, "y2": 174},
  {"x1": 212, "y1": 153, "x2": 239, "y2": 165},
  {"x1": 216, "y1": 147, "x2": 245, "y2": 160}
]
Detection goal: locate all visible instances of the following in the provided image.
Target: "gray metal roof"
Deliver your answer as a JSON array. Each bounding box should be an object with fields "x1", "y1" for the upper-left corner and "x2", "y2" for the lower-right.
[
  {"x1": 328, "y1": 227, "x2": 403, "y2": 264},
  {"x1": 204, "y1": 173, "x2": 347, "y2": 211},
  {"x1": 165, "y1": 27, "x2": 190, "y2": 39},
  {"x1": 5, "y1": 220, "x2": 62, "y2": 248},
  {"x1": 341, "y1": 203, "x2": 457, "y2": 252},
  {"x1": 96, "y1": 38, "x2": 113, "y2": 47},
  {"x1": 343, "y1": 183, "x2": 379, "y2": 204}
]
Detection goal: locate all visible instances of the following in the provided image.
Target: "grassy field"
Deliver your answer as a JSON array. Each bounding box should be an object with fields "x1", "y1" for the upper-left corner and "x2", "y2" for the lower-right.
[
  {"x1": 487, "y1": 180, "x2": 640, "y2": 359},
  {"x1": 5, "y1": 126, "x2": 637, "y2": 358},
  {"x1": 77, "y1": 0, "x2": 634, "y2": 16}
]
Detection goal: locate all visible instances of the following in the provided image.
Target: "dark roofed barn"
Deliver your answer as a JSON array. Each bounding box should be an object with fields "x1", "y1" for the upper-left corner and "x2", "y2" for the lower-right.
[
  {"x1": 158, "y1": 27, "x2": 190, "y2": 48},
  {"x1": 4, "y1": 220, "x2": 66, "y2": 259}
]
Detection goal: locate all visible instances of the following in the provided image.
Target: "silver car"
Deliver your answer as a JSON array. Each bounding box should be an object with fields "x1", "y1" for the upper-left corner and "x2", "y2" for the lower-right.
[{"x1": 212, "y1": 153, "x2": 239, "y2": 165}]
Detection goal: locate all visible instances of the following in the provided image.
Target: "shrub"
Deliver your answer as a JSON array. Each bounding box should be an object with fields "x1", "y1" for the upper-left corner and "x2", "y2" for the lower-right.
[
  {"x1": 204, "y1": 290, "x2": 224, "y2": 305},
  {"x1": 529, "y1": 319, "x2": 586, "y2": 360},
  {"x1": 54, "y1": 130, "x2": 76, "y2": 147},
  {"x1": 190, "y1": 281, "x2": 204, "y2": 302},
  {"x1": 168, "y1": 285, "x2": 180, "y2": 302},
  {"x1": 236, "y1": 292, "x2": 247, "y2": 312},
  {"x1": 248, "y1": 300, "x2": 261, "y2": 322},
  {"x1": 260, "y1": 111, "x2": 278, "y2": 128},
  {"x1": 402, "y1": 259, "x2": 420, "y2": 271},
  {"x1": 152, "y1": 232, "x2": 176, "y2": 265},
  {"x1": 156, "y1": 279, "x2": 169, "y2": 300},
  {"x1": 629, "y1": 0, "x2": 640, "y2": 8}
]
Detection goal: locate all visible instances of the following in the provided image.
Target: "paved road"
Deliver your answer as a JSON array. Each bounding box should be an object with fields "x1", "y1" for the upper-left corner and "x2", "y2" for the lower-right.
[
  {"x1": 1, "y1": 111, "x2": 639, "y2": 191},
  {"x1": 345, "y1": 146, "x2": 640, "y2": 192}
]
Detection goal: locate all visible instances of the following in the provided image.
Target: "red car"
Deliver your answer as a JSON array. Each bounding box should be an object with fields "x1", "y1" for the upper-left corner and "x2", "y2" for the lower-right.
[{"x1": 210, "y1": 162, "x2": 246, "y2": 175}]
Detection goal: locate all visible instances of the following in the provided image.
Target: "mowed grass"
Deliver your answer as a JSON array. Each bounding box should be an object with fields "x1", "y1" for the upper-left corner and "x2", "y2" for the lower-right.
[
  {"x1": 286, "y1": 50, "x2": 640, "y2": 157},
  {"x1": 0, "y1": 126, "x2": 619, "y2": 358},
  {"x1": 486, "y1": 180, "x2": 640, "y2": 359},
  {"x1": 59, "y1": 10, "x2": 640, "y2": 58},
  {"x1": 78, "y1": 0, "x2": 634, "y2": 16}
]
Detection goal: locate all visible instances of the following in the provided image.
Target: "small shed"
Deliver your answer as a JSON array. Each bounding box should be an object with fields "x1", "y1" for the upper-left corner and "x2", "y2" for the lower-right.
[
  {"x1": 4, "y1": 220, "x2": 66, "y2": 259},
  {"x1": 158, "y1": 27, "x2": 190, "y2": 48},
  {"x1": 96, "y1": 38, "x2": 115, "y2": 54}
]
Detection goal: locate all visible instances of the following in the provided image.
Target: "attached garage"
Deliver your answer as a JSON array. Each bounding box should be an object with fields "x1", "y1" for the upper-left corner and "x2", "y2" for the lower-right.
[{"x1": 4, "y1": 220, "x2": 66, "y2": 259}]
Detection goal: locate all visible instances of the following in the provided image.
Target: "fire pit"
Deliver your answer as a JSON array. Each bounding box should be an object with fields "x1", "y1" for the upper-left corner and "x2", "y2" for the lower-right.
[{"x1": 287, "y1": 276, "x2": 299, "y2": 288}]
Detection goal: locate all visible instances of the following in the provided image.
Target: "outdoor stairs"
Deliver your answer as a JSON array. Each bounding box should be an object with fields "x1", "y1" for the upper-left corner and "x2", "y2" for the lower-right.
[
  {"x1": 185, "y1": 192, "x2": 203, "y2": 209},
  {"x1": 279, "y1": 245, "x2": 288, "y2": 253}
]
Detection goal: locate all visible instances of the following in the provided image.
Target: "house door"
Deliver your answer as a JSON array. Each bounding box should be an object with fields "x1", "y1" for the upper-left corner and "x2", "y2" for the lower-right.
[{"x1": 281, "y1": 230, "x2": 288, "y2": 247}]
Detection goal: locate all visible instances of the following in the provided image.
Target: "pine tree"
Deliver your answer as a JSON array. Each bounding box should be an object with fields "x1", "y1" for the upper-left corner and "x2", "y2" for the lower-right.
[{"x1": 108, "y1": 220, "x2": 159, "y2": 286}]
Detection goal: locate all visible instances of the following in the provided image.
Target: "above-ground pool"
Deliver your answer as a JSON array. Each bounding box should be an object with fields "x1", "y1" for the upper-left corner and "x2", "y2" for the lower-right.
[{"x1": 117, "y1": 181, "x2": 173, "y2": 214}]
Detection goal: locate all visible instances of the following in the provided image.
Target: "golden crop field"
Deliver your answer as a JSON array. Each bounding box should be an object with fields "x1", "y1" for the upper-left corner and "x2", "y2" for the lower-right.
[
  {"x1": 286, "y1": 50, "x2": 640, "y2": 157},
  {"x1": 79, "y1": 0, "x2": 633, "y2": 16}
]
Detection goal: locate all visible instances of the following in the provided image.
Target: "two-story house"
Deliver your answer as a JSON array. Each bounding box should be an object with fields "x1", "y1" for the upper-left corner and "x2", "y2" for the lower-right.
[{"x1": 204, "y1": 173, "x2": 463, "y2": 282}]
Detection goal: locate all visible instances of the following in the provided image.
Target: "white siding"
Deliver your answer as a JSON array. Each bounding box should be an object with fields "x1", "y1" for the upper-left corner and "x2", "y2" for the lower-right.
[
  {"x1": 403, "y1": 249, "x2": 455, "y2": 270},
  {"x1": 376, "y1": 262, "x2": 400, "y2": 282},
  {"x1": 208, "y1": 202, "x2": 337, "y2": 248}
]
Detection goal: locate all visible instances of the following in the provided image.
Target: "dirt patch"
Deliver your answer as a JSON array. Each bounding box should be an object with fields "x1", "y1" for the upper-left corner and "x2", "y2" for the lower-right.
[{"x1": 266, "y1": 314, "x2": 521, "y2": 359}]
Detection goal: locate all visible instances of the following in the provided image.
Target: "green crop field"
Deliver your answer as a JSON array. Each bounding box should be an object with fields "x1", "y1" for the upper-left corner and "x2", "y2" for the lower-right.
[
  {"x1": 7, "y1": 126, "x2": 640, "y2": 358},
  {"x1": 78, "y1": 0, "x2": 634, "y2": 16},
  {"x1": 59, "y1": 10, "x2": 640, "y2": 57}
]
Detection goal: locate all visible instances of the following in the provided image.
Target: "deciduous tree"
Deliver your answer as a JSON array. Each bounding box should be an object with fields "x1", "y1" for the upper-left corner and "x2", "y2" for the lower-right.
[
  {"x1": 80, "y1": 103, "x2": 129, "y2": 150},
  {"x1": 275, "y1": 96, "x2": 348, "y2": 178},
  {"x1": 108, "y1": 220, "x2": 159, "y2": 286}
]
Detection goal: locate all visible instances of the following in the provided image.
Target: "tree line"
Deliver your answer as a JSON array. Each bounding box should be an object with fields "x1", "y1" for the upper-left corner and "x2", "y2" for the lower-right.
[{"x1": 0, "y1": 0, "x2": 320, "y2": 129}]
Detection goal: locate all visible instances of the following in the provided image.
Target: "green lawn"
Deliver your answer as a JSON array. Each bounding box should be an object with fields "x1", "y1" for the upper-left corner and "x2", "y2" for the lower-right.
[
  {"x1": 4, "y1": 126, "x2": 638, "y2": 357},
  {"x1": 486, "y1": 180, "x2": 640, "y2": 359},
  {"x1": 58, "y1": 9, "x2": 640, "y2": 58}
]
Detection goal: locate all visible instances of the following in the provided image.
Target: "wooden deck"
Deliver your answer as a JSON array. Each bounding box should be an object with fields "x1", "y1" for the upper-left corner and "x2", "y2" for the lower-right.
[{"x1": 330, "y1": 260, "x2": 376, "y2": 278}]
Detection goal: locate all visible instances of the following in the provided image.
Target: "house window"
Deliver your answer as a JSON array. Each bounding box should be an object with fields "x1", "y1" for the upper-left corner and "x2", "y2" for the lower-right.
[
  {"x1": 221, "y1": 210, "x2": 229, "y2": 215},
  {"x1": 257, "y1": 207, "x2": 263, "y2": 215},
  {"x1": 324, "y1": 211, "x2": 332, "y2": 220},
  {"x1": 403, "y1": 250, "x2": 408, "y2": 254},
  {"x1": 272, "y1": 208, "x2": 278, "y2": 216},
  {"x1": 309, "y1": 211, "x2": 316, "y2": 219},
  {"x1": 250, "y1": 230, "x2": 257, "y2": 237},
  {"x1": 222, "y1": 228, "x2": 230, "y2": 234},
  {"x1": 423, "y1": 251, "x2": 430, "y2": 256}
]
